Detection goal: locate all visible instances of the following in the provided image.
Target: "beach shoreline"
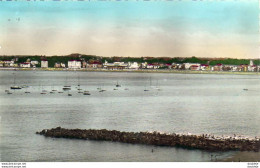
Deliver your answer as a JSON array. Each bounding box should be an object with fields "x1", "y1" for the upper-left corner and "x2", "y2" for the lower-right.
[{"x1": 1, "y1": 67, "x2": 260, "y2": 75}]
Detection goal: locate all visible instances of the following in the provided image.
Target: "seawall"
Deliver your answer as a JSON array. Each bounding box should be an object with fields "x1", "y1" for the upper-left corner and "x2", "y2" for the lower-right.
[{"x1": 36, "y1": 127, "x2": 260, "y2": 152}]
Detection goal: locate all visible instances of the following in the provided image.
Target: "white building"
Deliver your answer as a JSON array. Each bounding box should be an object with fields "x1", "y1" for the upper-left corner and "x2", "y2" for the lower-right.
[
  {"x1": 146, "y1": 63, "x2": 160, "y2": 69},
  {"x1": 102, "y1": 61, "x2": 128, "y2": 70},
  {"x1": 20, "y1": 63, "x2": 30, "y2": 68},
  {"x1": 128, "y1": 62, "x2": 139, "y2": 69},
  {"x1": 141, "y1": 62, "x2": 148, "y2": 69},
  {"x1": 9, "y1": 60, "x2": 15, "y2": 67},
  {"x1": 248, "y1": 60, "x2": 255, "y2": 72},
  {"x1": 250, "y1": 60, "x2": 254, "y2": 66},
  {"x1": 31, "y1": 61, "x2": 39, "y2": 65},
  {"x1": 31, "y1": 61, "x2": 39, "y2": 68},
  {"x1": 61, "y1": 63, "x2": 66, "y2": 68},
  {"x1": 68, "y1": 60, "x2": 81, "y2": 69},
  {"x1": 248, "y1": 65, "x2": 256, "y2": 72},
  {"x1": 41, "y1": 60, "x2": 48, "y2": 68},
  {"x1": 103, "y1": 60, "x2": 114, "y2": 68},
  {"x1": 200, "y1": 64, "x2": 210, "y2": 71},
  {"x1": 183, "y1": 63, "x2": 201, "y2": 70}
]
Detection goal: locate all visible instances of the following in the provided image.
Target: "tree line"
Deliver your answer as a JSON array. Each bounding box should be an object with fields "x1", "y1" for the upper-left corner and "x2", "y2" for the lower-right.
[{"x1": 0, "y1": 55, "x2": 256, "y2": 66}]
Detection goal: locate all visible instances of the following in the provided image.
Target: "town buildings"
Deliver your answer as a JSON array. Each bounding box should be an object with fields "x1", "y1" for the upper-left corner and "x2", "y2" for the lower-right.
[
  {"x1": 31, "y1": 61, "x2": 39, "y2": 68},
  {"x1": 128, "y1": 62, "x2": 140, "y2": 69},
  {"x1": 103, "y1": 61, "x2": 128, "y2": 70},
  {"x1": 41, "y1": 60, "x2": 48, "y2": 68},
  {"x1": 68, "y1": 60, "x2": 81, "y2": 69},
  {"x1": 87, "y1": 61, "x2": 103, "y2": 69},
  {"x1": 0, "y1": 57, "x2": 259, "y2": 73},
  {"x1": 20, "y1": 62, "x2": 31, "y2": 68}
]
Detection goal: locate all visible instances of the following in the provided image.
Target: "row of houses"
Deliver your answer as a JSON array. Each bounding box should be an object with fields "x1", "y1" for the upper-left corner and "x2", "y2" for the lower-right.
[
  {"x1": 0, "y1": 60, "x2": 48, "y2": 68},
  {"x1": 175, "y1": 61, "x2": 258, "y2": 72},
  {"x1": 65, "y1": 60, "x2": 259, "y2": 72},
  {"x1": 0, "y1": 59, "x2": 259, "y2": 72}
]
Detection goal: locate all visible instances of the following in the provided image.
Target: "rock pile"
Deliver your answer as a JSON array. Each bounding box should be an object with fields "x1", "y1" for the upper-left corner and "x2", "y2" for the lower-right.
[{"x1": 36, "y1": 127, "x2": 260, "y2": 152}]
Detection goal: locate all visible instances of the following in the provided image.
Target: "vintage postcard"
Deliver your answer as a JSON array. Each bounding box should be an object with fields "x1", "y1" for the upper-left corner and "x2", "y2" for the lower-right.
[{"x1": 0, "y1": 0, "x2": 259, "y2": 167}]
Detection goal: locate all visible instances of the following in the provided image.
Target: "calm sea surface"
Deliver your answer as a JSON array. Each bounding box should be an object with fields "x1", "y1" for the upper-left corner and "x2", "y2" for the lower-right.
[{"x1": 0, "y1": 70, "x2": 259, "y2": 162}]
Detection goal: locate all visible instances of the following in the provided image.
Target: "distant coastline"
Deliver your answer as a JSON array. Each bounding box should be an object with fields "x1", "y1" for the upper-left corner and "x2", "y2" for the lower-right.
[{"x1": 1, "y1": 67, "x2": 260, "y2": 75}]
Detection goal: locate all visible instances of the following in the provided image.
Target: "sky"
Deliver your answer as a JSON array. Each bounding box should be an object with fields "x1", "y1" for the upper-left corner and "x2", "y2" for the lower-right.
[{"x1": 0, "y1": 1, "x2": 259, "y2": 58}]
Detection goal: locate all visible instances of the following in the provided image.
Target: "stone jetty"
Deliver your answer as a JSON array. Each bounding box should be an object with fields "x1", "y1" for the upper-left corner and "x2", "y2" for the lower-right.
[{"x1": 36, "y1": 127, "x2": 260, "y2": 152}]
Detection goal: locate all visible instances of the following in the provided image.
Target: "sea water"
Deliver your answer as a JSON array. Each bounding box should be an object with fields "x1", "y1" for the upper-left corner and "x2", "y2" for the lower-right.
[{"x1": 0, "y1": 70, "x2": 259, "y2": 161}]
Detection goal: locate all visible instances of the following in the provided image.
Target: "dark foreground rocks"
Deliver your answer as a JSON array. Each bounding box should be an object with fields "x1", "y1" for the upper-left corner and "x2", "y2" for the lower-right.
[{"x1": 36, "y1": 127, "x2": 260, "y2": 152}]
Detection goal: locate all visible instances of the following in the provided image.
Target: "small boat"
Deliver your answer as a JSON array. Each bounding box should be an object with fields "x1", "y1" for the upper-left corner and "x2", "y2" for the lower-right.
[
  {"x1": 68, "y1": 93, "x2": 72, "y2": 96},
  {"x1": 83, "y1": 92, "x2": 91, "y2": 95},
  {"x1": 50, "y1": 91, "x2": 55, "y2": 94},
  {"x1": 116, "y1": 81, "x2": 121, "y2": 87},
  {"x1": 77, "y1": 75, "x2": 81, "y2": 87},
  {"x1": 63, "y1": 87, "x2": 71, "y2": 91},
  {"x1": 144, "y1": 85, "x2": 149, "y2": 91},
  {"x1": 7, "y1": 92, "x2": 12, "y2": 94},
  {"x1": 58, "y1": 91, "x2": 63, "y2": 93},
  {"x1": 64, "y1": 85, "x2": 71, "y2": 88},
  {"x1": 98, "y1": 84, "x2": 106, "y2": 92},
  {"x1": 40, "y1": 92, "x2": 47, "y2": 94},
  {"x1": 77, "y1": 88, "x2": 83, "y2": 90},
  {"x1": 243, "y1": 89, "x2": 248, "y2": 91},
  {"x1": 10, "y1": 86, "x2": 22, "y2": 89},
  {"x1": 11, "y1": 73, "x2": 21, "y2": 89},
  {"x1": 143, "y1": 78, "x2": 151, "y2": 92},
  {"x1": 113, "y1": 88, "x2": 118, "y2": 90},
  {"x1": 78, "y1": 91, "x2": 83, "y2": 93},
  {"x1": 24, "y1": 87, "x2": 30, "y2": 93},
  {"x1": 5, "y1": 90, "x2": 9, "y2": 92},
  {"x1": 50, "y1": 84, "x2": 57, "y2": 92}
]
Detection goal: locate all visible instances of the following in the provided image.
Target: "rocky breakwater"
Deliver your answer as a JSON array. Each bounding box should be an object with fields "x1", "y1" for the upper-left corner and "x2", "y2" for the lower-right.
[{"x1": 36, "y1": 127, "x2": 260, "y2": 152}]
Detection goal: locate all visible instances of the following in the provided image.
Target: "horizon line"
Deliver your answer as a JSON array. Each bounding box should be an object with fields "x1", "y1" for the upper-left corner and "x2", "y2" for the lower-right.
[{"x1": 0, "y1": 54, "x2": 259, "y2": 60}]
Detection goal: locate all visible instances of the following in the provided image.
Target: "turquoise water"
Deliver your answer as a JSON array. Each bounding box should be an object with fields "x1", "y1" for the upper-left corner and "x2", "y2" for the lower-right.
[{"x1": 0, "y1": 70, "x2": 259, "y2": 161}]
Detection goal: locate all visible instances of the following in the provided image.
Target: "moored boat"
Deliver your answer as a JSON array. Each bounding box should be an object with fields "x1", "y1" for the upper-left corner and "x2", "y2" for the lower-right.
[
  {"x1": 63, "y1": 87, "x2": 71, "y2": 91},
  {"x1": 83, "y1": 92, "x2": 91, "y2": 95},
  {"x1": 116, "y1": 81, "x2": 121, "y2": 87},
  {"x1": 10, "y1": 86, "x2": 22, "y2": 89}
]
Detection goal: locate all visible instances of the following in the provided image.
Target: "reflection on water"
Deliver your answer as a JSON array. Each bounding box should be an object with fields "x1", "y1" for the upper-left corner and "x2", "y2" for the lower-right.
[{"x1": 0, "y1": 71, "x2": 259, "y2": 161}]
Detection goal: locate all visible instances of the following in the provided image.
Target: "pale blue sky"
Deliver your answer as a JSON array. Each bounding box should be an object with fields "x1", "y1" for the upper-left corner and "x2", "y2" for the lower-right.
[{"x1": 0, "y1": 1, "x2": 258, "y2": 58}]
